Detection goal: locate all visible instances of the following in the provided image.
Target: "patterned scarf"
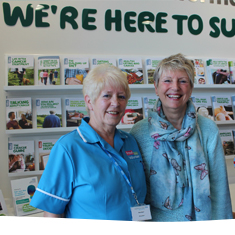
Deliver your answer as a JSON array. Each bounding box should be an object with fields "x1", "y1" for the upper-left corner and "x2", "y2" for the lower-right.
[{"x1": 148, "y1": 99, "x2": 211, "y2": 221}]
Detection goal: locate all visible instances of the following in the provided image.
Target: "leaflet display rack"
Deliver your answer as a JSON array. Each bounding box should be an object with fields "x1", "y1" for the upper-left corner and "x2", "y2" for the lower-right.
[{"x1": 4, "y1": 82, "x2": 235, "y2": 178}]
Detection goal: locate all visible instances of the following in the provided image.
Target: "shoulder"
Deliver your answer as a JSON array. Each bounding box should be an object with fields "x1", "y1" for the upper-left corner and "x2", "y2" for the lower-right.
[
  {"x1": 6, "y1": 121, "x2": 12, "y2": 128},
  {"x1": 130, "y1": 119, "x2": 154, "y2": 149},
  {"x1": 49, "y1": 129, "x2": 84, "y2": 160},
  {"x1": 56, "y1": 129, "x2": 80, "y2": 146},
  {"x1": 197, "y1": 114, "x2": 219, "y2": 134},
  {"x1": 197, "y1": 114, "x2": 221, "y2": 149},
  {"x1": 130, "y1": 118, "x2": 148, "y2": 137}
]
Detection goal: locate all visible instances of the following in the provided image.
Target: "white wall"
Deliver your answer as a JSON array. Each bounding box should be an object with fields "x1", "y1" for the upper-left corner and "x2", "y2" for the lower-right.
[{"x1": 1, "y1": 0, "x2": 235, "y2": 209}]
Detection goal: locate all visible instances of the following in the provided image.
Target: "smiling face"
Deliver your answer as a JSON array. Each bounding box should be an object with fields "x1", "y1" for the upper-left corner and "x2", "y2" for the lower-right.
[
  {"x1": 155, "y1": 69, "x2": 193, "y2": 116},
  {"x1": 85, "y1": 84, "x2": 127, "y2": 133}
]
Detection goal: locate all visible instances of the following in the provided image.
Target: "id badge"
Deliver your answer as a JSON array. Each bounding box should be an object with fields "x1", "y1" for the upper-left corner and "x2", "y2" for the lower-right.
[{"x1": 131, "y1": 204, "x2": 152, "y2": 221}]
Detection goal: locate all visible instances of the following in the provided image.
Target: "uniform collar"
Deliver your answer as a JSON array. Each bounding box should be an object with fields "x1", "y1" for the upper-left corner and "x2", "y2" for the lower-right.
[{"x1": 77, "y1": 117, "x2": 128, "y2": 145}]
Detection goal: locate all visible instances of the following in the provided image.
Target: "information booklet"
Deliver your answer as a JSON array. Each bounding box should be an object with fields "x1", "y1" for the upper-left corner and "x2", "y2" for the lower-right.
[
  {"x1": 228, "y1": 60, "x2": 235, "y2": 84},
  {"x1": 191, "y1": 58, "x2": 207, "y2": 84},
  {"x1": 233, "y1": 130, "x2": 235, "y2": 150},
  {"x1": 36, "y1": 98, "x2": 62, "y2": 128},
  {"x1": 145, "y1": 58, "x2": 162, "y2": 84},
  {"x1": 65, "y1": 98, "x2": 88, "y2": 127},
  {"x1": 10, "y1": 177, "x2": 41, "y2": 216},
  {"x1": 211, "y1": 96, "x2": 234, "y2": 121},
  {"x1": 206, "y1": 58, "x2": 230, "y2": 84},
  {"x1": 63, "y1": 57, "x2": 89, "y2": 85},
  {"x1": 0, "y1": 190, "x2": 8, "y2": 216},
  {"x1": 120, "y1": 97, "x2": 143, "y2": 124},
  {"x1": 219, "y1": 129, "x2": 235, "y2": 156},
  {"x1": 6, "y1": 97, "x2": 32, "y2": 130},
  {"x1": 91, "y1": 58, "x2": 116, "y2": 68},
  {"x1": 7, "y1": 55, "x2": 34, "y2": 86},
  {"x1": 38, "y1": 56, "x2": 60, "y2": 85},
  {"x1": 142, "y1": 96, "x2": 159, "y2": 118},
  {"x1": 118, "y1": 57, "x2": 144, "y2": 84},
  {"x1": 38, "y1": 139, "x2": 58, "y2": 170},
  {"x1": 232, "y1": 96, "x2": 235, "y2": 116},
  {"x1": 8, "y1": 140, "x2": 35, "y2": 173},
  {"x1": 191, "y1": 96, "x2": 214, "y2": 120}
]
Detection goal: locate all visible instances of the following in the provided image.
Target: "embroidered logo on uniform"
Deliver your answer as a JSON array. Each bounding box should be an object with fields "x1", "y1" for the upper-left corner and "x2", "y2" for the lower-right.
[
  {"x1": 126, "y1": 150, "x2": 134, "y2": 156},
  {"x1": 125, "y1": 150, "x2": 140, "y2": 159}
]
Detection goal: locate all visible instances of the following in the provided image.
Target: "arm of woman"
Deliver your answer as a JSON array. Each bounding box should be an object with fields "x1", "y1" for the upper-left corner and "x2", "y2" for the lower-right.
[
  {"x1": 44, "y1": 211, "x2": 64, "y2": 218},
  {"x1": 30, "y1": 142, "x2": 74, "y2": 217},
  {"x1": 203, "y1": 119, "x2": 233, "y2": 219}
]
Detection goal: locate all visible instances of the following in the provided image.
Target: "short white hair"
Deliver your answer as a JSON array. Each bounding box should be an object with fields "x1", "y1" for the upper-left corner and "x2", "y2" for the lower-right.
[{"x1": 83, "y1": 64, "x2": 131, "y2": 103}]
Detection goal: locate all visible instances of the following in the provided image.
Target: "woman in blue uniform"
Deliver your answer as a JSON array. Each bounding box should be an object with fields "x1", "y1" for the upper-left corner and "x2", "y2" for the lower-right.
[{"x1": 30, "y1": 64, "x2": 147, "y2": 220}]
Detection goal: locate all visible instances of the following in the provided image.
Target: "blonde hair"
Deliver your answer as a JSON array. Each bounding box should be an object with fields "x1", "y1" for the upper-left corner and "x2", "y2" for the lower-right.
[
  {"x1": 153, "y1": 53, "x2": 194, "y2": 87},
  {"x1": 83, "y1": 64, "x2": 131, "y2": 103}
]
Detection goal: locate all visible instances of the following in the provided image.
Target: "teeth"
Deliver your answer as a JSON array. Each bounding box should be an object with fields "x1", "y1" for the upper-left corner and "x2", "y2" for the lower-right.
[
  {"x1": 108, "y1": 111, "x2": 118, "y2": 114},
  {"x1": 168, "y1": 95, "x2": 180, "y2": 98}
]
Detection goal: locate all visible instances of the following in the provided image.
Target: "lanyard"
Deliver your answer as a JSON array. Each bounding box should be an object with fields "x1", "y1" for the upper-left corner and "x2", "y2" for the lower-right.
[{"x1": 97, "y1": 142, "x2": 140, "y2": 205}]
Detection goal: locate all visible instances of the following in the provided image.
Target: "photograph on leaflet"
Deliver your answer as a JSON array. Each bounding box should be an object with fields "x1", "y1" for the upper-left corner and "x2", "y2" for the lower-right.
[
  {"x1": 65, "y1": 98, "x2": 88, "y2": 127},
  {"x1": 118, "y1": 57, "x2": 144, "y2": 84},
  {"x1": 64, "y1": 57, "x2": 89, "y2": 85},
  {"x1": 38, "y1": 139, "x2": 58, "y2": 170},
  {"x1": 8, "y1": 140, "x2": 35, "y2": 174},
  {"x1": 211, "y1": 96, "x2": 234, "y2": 121},
  {"x1": 38, "y1": 56, "x2": 60, "y2": 86},
  {"x1": 6, "y1": 97, "x2": 32, "y2": 130},
  {"x1": 36, "y1": 98, "x2": 62, "y2": 128},
  {"x1": 120, "y1": 96, "x2": 143, "y2": 125},
  {"x1": 7, "y1": 55, "x2": 34, "y2": 86}
]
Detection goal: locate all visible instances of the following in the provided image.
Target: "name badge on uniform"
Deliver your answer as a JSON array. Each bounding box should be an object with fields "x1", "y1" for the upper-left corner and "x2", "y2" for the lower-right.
[{"x1": 131, "y1": 204, "x2": 152, "y2": 221}]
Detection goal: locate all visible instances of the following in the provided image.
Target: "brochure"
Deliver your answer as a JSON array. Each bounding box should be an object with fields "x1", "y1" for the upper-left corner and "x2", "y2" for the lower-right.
[
  {"x1": 64, "y1": 57, "x2": 89, "y2": 85},
  {"x1": 7, "y1": 55, "x2": 34, "y2": 86},
  {"x1": 118, "y1": 57, "x2": 144, "y2": 84},
  {"x1": 8, "y1": 140, "x2": 35, "y2": 173},
  {"x1": 65, "y1": 98, "x2": 88, "y2": 127},
  {"x1": 38, "y1": 56, "x2": 60, "y2": 85},
  {"x1": 206, "y1": 59, "x2": 230, "y2": 84},
  {"x1": 38, "y1": 139, "x2": 58, "y2": 170},
  {"x1": 191, "y1": 58, "x2": 207, "y2": 84},
  {"x1": 10, "y1": 177, "x2": 41, "y2": 216},
  {"x1": 232, "y1": 96, "x2": 235, "y2": 117},
  {"x1": 36, "y1": 98, "x2": 62, "y2": 128},
  {"x1": 233, "y1": 130, "x2": 235, "y2": 152},
  {"x1": 0, "y1": 190, "x2": 8, "y2": 216},
  {"x1": 219, "y1": 129, "x2": 235, "y2": 156},
  {"x1": 91, "y1": 58, "x2": 116, "y2": 68},
  {"x1": 228, "y1": 60, "x2": 235, "y2": 84},
  {"x1": 145, "y1": 58, "x2": 162, "y2": 84},
  {"x1": 120, "y1": 96, "x2": 143, "y2": 124},
  {"x1": 191, "y1": 96, "x2": 213, "y2": 120},
  {"x1": 142, "y1": 96, "x2": 158, "y2": 118},
  {"x1": 6, "y1": 97, "x2": 32, "y2": 130},
  {"x1": 211, "y1": 96, "x2": 234, "y2": 121}
]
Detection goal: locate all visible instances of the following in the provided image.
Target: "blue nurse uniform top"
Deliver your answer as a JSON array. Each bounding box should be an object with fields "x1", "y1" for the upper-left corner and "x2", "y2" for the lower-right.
[{"x1": 30, "y1": 117, "x2": 147, "y2": 220}]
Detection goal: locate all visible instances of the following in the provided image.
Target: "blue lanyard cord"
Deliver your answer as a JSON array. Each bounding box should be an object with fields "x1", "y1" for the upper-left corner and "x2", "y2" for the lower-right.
[{"x1": 97, "y1": 142, "x2": 140, "y2": 205}]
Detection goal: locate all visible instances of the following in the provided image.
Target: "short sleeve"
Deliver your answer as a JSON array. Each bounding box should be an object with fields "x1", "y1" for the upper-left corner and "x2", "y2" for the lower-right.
[{"x1": 30, "y1": 141, "x2": 74, "y2": 214}]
